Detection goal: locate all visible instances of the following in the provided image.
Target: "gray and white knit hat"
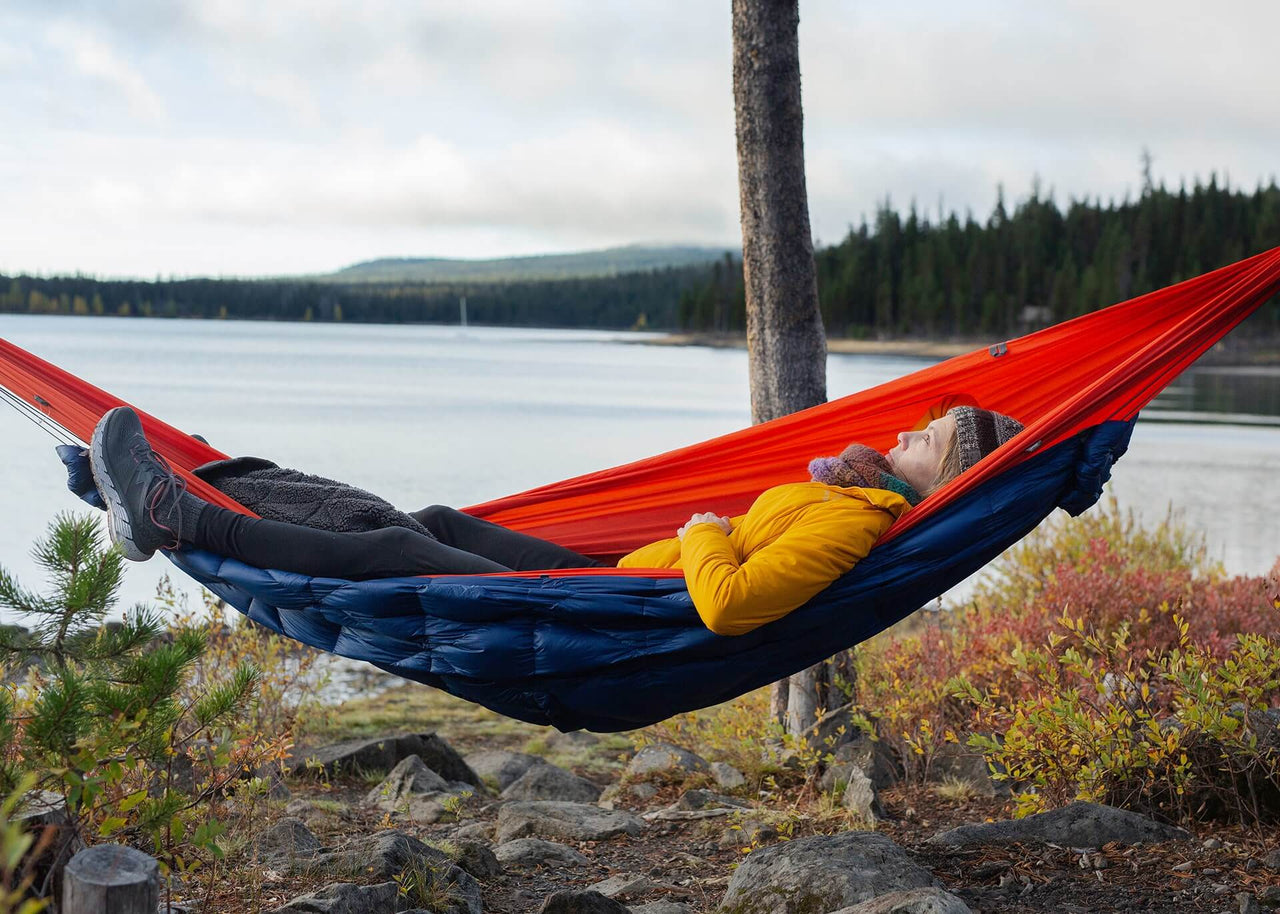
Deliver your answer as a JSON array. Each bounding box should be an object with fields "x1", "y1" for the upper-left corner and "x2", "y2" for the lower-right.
[{"x1": 947, "y1": 406, "x2": 1024, "y2": 472}]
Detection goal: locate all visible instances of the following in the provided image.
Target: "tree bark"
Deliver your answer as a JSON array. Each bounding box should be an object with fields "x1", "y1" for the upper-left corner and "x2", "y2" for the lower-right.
[{"x1": 731, "y1": 0, "x2": 829, "y2": 738}]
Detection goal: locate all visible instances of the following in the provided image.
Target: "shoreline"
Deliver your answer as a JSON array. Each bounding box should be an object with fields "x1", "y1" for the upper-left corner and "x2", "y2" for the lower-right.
[{"x1": 643, "y1": 331, "x2": 1280, "y2": 366}]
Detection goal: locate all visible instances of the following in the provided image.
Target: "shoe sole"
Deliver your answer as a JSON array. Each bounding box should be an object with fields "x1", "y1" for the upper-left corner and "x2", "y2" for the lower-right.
[{"x1": 90, "y1": 407, "x2": 152, "y2": 562}]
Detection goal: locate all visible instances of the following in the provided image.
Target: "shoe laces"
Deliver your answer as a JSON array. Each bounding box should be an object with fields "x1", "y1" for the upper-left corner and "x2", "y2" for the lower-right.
[{"x1": 130, "y1": 441, "x2": 187, "y2": 551}]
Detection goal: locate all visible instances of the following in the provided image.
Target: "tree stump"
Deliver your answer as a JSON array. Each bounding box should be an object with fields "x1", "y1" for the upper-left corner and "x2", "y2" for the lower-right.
[{"x1": 62, "y1": 844, "x2": 159, "y2": 914}]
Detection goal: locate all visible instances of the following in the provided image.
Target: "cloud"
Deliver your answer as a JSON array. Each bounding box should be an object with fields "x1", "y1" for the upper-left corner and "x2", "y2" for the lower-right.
[
  {"x1": 45, "y1": 21, "x2": 166, "y2": 121},
  {"x1": 2, "y1": 0, "x2": 1279, "y2": 275}
]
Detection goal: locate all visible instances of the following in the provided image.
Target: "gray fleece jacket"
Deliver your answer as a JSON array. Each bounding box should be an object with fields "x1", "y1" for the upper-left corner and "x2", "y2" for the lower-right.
[{"x1": 192, "y1": 457, "x2": 436, "y2": 539}]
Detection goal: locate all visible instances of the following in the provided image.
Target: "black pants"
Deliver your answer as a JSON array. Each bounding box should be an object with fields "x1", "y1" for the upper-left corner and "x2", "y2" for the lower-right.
[{"x1": 191, "y1": 502, "x2": 604, "y2": 579}]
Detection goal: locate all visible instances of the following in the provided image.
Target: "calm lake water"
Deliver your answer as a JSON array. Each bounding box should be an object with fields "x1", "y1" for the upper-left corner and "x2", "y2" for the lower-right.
[{"x1": 0, "y1": 315, "x2": 1277, "y2": 618}]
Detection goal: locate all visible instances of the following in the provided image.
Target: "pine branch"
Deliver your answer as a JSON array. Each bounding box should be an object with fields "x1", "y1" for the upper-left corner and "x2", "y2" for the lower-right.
[{"x1": 193, "y1": 664, "x2": 262, "y2": 730}]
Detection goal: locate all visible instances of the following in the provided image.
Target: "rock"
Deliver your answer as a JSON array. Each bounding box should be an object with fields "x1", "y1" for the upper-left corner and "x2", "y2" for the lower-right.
[
  {"x1": 674, "y1": 788, "x2": 750, "y2": 811},
  {"x1": 546, "y1": 731, "x2": 600, "y2": 750},
  {"x1": 307, "y1": 824, "x2": 463, "y2": 880},
  {"x1": 363, "y1": 752, "x2": 478, "y2": 824},
  {"x1": 829, "y1": 887, "x2": 975, "y2": 914},
  {"x1": 364, "y1": 755, "x2": 475, "y2": 823},
  {"x1": 926, "y1": 743, "x2": 1004, "y2": 797},
  {"x1": 841, "y1": 768, "x2": 884, "y2": 821},
  {"x1": 711, "y1": 761, "x2": 747, "y2": 790},
  {"x1": 1239, "y1": 892, "x2": 1261, "y2": 914},
  {"x1": 588, "y1": 873, "x2": 653, "y2": 898},
  {"x1": 609, "y1": 778, "x2": 660, "y2": 798},
  {"x1": 720, "y1": 832, "x2": 937, "y2": 914},
  {"x1": 496, "y1": 800, "x2": 646, "y2": 843},
  {"x1": 718, "y1": 819, "x2": 779, "y2": 849},
  {"x1": 538, "y1": 890, "x2": 631, "y2": 913},
  {"x1": 493, "y1": 837, "x2": 589, "y2": 867},
  {"x1": 929, "y1": 802, "x2": 1190, "y2": 848},
  {"x1": 630, "y1": 904, "x2": 694, "y2": 914},
  {"x1": 804, "y1": 702, "x2": 863, "y2": 751},
  {"x1": 290, "y1": 733, "x2": 481, "y2": 786},
  {"x1": 1263, "y1": 848, "x2": 1280, "y2": 871},
  {"x1": 502, "y1": 764, "x2": 602, "y2": 803},
  {"x1": 465, "y1": 750, "x2": 552, "y2": 791},
  {"x1": 366, "y1": 754, "x2": 450, "y2": 801},
  {"x1": 250, "y1": 817, "x2": 320, "y2": 864},
  {"x1": 451, "y1": 821, "x2": 495, "y2": 842},
  {"x1": 821, "y1": 738, "x2": 901, "y2": 793},
  {"x1": 267, "y1": 881, "x2": 400, "y2": 914},
  {"x1": 624, "y1": 743, "x2": 709, "y2": 779},
  {"x1": 453, "y1": 839, "x2": 502, "y2": 878}
]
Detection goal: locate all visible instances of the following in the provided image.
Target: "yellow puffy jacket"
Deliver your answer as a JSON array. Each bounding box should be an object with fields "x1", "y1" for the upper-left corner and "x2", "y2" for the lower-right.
[{"x1": 616, "y1": 482, "x2": 911, "y2": 637}]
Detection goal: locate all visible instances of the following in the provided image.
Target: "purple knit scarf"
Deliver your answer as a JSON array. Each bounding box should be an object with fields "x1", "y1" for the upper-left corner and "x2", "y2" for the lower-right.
[{"x1": 807, "y1": 443, "x2": 922, "y2": 505}]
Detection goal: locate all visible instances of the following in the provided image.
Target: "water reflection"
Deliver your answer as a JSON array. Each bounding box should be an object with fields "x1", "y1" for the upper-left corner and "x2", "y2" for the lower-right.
[{"x1": 1149, "y1": 367, "x2": 1280, "y2": 423}]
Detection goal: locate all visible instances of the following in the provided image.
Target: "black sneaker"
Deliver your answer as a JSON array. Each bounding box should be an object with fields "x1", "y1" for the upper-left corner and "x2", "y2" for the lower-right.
[{"x1": 89, "y1": 407, "x2": 186, "y2": 561}]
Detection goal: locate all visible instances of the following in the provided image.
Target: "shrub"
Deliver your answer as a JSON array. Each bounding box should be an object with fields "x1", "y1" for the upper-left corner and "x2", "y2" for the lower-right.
[
  {"x1": 0, "y1": 514, "x2": 295, "y2": 895},
  {"x1": 958, "y1": 612, "x2": 1280, "y2": 826},
  {"x1": 850, "y1": 497, "x2": 1277, "y2": 786}
]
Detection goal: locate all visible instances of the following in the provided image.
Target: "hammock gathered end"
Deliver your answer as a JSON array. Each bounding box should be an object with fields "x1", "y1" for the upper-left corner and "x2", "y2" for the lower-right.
[{"x1": 2, "y1": 247, "x2": 1278, "y2": 730}]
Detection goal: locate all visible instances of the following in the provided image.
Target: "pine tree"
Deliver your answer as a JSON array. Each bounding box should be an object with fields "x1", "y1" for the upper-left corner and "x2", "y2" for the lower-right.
[{"x1": 0, "y1": 514, "x2": 262, "y2": 865}]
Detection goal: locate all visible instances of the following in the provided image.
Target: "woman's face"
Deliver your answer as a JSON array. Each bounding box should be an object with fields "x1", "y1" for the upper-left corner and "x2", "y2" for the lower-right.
[{"x1": 886, "y1": 413, "x2": 956, "y2": 493}]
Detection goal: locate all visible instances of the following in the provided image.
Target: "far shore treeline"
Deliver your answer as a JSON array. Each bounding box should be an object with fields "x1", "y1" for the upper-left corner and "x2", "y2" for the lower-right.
[{"x1": 4, "y1": 176, "x2": 1279, "y2": 339}]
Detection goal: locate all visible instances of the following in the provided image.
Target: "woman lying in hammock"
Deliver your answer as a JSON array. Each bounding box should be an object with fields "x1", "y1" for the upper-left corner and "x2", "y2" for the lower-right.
[{"x1": 84, "y1": 404, "x2": 1021, "y2": 637}]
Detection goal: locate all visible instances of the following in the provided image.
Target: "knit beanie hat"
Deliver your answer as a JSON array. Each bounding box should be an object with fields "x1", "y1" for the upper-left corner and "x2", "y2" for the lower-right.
[{"x1": 947, "y1": 406, "x2": 1025, "y2": 473}]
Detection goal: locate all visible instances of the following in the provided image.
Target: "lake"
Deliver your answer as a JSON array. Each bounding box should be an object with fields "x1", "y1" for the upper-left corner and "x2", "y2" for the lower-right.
[{"x1": 0, "y1": 315, "x2": 1277, "y2": 618}]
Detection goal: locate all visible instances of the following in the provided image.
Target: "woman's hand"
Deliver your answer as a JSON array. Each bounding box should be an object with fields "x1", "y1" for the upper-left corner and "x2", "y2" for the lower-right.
[{"x1": 677, "y1": 512, "x2": 733, "y2": 540}]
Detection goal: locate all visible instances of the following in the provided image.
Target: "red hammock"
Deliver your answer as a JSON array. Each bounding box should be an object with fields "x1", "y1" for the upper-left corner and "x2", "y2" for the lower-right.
[{"x1": 2, "y1": 246, "x2": 1279, "y2": 566}]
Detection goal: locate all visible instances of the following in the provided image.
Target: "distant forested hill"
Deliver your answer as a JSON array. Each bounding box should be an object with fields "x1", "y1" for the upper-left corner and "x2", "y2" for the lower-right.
[
  {"x1": 680, "y1": 177, "x2": 1280, "y2": 338},
  {"x1": 3, "y1": 178, "x2": 1278, "y2": 337},
  {"x1": 322, "y1": 244, "x2": 734, "y2": 283},
  {"x1": 0, "y1": 265, "x2": 706, "y2": 329}
]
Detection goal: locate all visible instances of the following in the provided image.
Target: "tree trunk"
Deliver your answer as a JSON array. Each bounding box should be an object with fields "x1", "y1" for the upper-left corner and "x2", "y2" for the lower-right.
[{"x1": 731, "y1": 0, "x2": 829, "y2": 739}]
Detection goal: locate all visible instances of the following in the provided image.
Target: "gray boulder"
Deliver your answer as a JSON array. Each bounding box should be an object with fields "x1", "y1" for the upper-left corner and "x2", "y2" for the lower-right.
[
  {"x1": 804, "y1": 702, "x2": 864, "y2": 751},
  {"x1": 303, "y1": 828, "x2": 482, "y2": 914},
  {"x1": 496, "y1": 801, "x2": 645, "y2": 843},
  {"x1": 290, "y1": 732, "x2": 480, "y2": 786},
  {"x1": 366, "y1": 754, "x2": 449, "y2": 801},
  {"x1": 821, "y1": 738, "x2": 900, "y2": 793},
  {"x1": 630, "y1": 904, "x2": 694, "y2": 914},
  {"x1": 710, "y1": 761, "x2": 747, "y2": 790},
  {"x1": 587, "y1": 873, "x2": 653, "y2": 898},
  {"x1": 841, "y1": 768, "x2": 884, "y2": 822},
  {"x1": 364, "y1": 755, "x2": 475, "y2": 823},
  {"x1": 538, "y1": 890, "x2": 630, "y2": 913},
  {"x1": 719, "y1": 832, "x2": 936, "y2": 914},
  {"x1": 494, "y1": 837, "x2": 589, "y2": 867},
  {"x1": 250, "y1": 817, "x2": 320, "y2": 865},
  {"x1": 926, "y1": 743, "x2": 1004, "y2": 797},
  {"x1": 452, "y1": 839, "x2": 502, "y2": 878},
  {"x1": 625, "y1": 743, "x2": 709, "y2": 779},
  {"x1": 267, "y1": 881, "x2": 400, "y2": 914},
  {"x1": 674, "y1": 789, "x2": 750, "y2": 811},
  {"x1": 829, "y1": 887, "x2": 974, "y2": 914},
  {"x1": 929, "y1": 801, "x2": 1190, "y2": 848},
  {"x1": 545, "y1": 730, "x2": 600, "y2": 750},
  {"x1": 465, "y1": 749, "x2": 551, "y2": 791},
  {"x1": 502, "y1": 764, "x2": 602, "y2": 803},
  {"x1": 451, "y1": 821, "x2": 495, "y2": 842}
]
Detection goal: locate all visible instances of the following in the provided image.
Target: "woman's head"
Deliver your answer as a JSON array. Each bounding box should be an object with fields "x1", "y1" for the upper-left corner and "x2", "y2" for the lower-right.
[{"x1": 887, "y1": 406, "x2": 1024, "y2": 495}]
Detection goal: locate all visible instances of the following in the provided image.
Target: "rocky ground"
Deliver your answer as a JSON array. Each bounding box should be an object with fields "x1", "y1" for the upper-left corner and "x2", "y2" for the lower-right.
[{"x1": 153, "y1": 680, "x2": 1280, "y2": 914}]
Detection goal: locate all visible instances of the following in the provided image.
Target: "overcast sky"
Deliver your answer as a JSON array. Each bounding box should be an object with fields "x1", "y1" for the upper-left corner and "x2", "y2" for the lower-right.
[{"x1": 2, "y1": 0, "x2": 1278, "y2": 278}]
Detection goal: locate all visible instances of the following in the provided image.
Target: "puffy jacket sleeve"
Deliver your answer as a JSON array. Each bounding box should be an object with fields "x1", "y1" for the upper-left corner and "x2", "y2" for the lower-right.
[{"x1": 678, "y1": 504, "x2": 899, "y2": 637}]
